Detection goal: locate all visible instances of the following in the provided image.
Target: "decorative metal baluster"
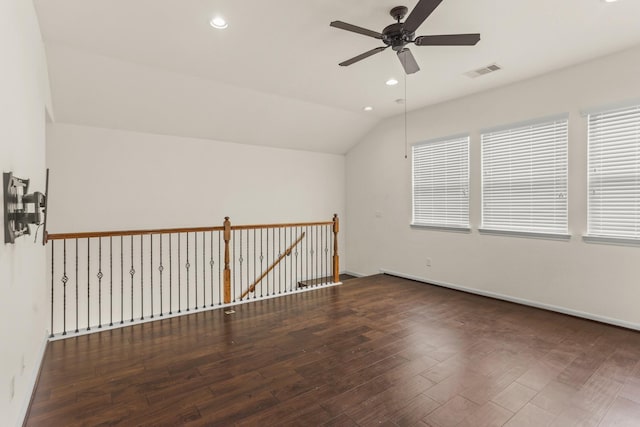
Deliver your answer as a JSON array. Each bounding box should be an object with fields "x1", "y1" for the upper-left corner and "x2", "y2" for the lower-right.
[
  {"x1": 306, "y1": 226, "x2": 309, "y2": 287},
  {"x1": 265, "y1": 229, "x2": 269, "y2": 296},
  {"x1": 194, "y1": 232, "x2": 198, "y2": 309},
  {"x1": 120, "y1": 236, "x2": 124, "y2": 324},
  {"x1": 253, "y1": 229, "x2": 257, "y2": 299},
  {"x1": 278, "y1": 227, "x2": 282, "y2": 294},
  {"x1": 87, "y1": 238, "x2": 91, "y2": 331},
  {"x1": 150, "y1": 234, "x2": 154, "y2": 318},
  {"x1": 169, "y1": 234, "x2": 173, "y2": 315},
  {"x1": 295, "y1": 227, "x2": 299, "y2": 290},
  {"x1": 159, "y1": 234, "x2": 164, "y2": 317},
  {"x1": 62, "y1": 240, "x2": 68, "y2": 335},
  {"x1": 50, "y1": 241, "x2": 54, "y2": 338},
  {"x1": 290, "y1": 227, "x2": 294, "y2": 292},
  {"x1": 325, "y1": 225, "x2": 329, "y2": 284},
  {"x1": 202, "y1": 232, "x2": 206, "y2": 308},
  {"x1": 98, "y1": 238, "x2": 103, "y2": 328},
  {"x1": 130, "y1": 236, "x2": 135, "y2": 322},
  {"x1": 210, "y1": 231, "x2": 214, "y2": 307},
  {"x1": 260, "y1": 229, "x2": 264, "y2": 298},
  {"x1": 109, "y1": 236, "x2": 113, "y2": 326},
  {"x1": 246, "y1": 230, "x2": 249, "y2": 299},
  {"x1": 218, "y1": 232, "x2": 221, "y2": 305},
  {"x1": 238, "y1": 230, "x2": 243, "y2": 300},
  {"x1": 140, "y1": 235, "x2": 144, "y2": 320},
  {"x1": 186, "y1": 233, "x2": 190, "y2": 311},
  {"x1": 75, "y1": 239, "x2": 79, "y2": 332}
]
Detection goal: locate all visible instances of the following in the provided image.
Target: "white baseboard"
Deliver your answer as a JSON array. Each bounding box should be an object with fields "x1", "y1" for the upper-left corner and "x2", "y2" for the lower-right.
[
  {"x1": 19, "y1": 331, "x2": 49, "y2": 426},
  {"x1": 340, "y1": 270, "x2": 366, "y2": 278},
  {"x1": 379, "y1": 268, "x2": 640, "y2": 332}
]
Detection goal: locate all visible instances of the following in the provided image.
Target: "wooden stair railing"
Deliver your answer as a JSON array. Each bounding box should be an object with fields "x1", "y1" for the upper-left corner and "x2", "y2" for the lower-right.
[
  {"x1": 239, "y1": 232, "x2": 306, "y2": 300},
  {"x1": 45, "y1": 215, "x2": 340, "y2": 337}
]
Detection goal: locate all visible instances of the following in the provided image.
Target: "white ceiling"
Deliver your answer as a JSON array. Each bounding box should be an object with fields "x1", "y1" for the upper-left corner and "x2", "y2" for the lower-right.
[{"x1": 35, "y1": 0, "x2": 640, "y2": 154}]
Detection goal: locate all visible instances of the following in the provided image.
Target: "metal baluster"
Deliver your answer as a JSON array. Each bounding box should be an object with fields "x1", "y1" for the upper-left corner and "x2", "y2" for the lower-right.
[
  {"x1": 202, "y1": 232, "x2": 206, "y2": 308},
  {"x1": 238, "y1": 230, "x2": 243, "y2": 300},
  {"x1": 140, "y1": 235, "x2": 144, "y2": 320},
  {"x1": 109, "y1": 236, "x2": 113, "y2": 326},
  {"x1": 218, "y1": 232, "x2": 221, "y2": 305},
  {"x1": 306, "y1": 226, "x2": 309, "y2": 287},
  {"x1": 253, "y1": 229, "x2": 257, "y2": 299},
  {"x1": 260, "y1": 229, "x2": 264, "y2": 298},
  {"x1": 62, "y1": 240, "x2": 68, "y2": 335},
  {"x1": 266, "y1": 229, "x2": 269, "y2": 296},
  {"x1": 194, "y1": 232, "x2": 198, "y2": 309},
  {"x1": 169, "y1": 234, "x2": 173, "y2": 315},
  {"x1": 186, "y1": 233, "x2": 190, "y2": 311},
  {"x1": 210, "y1": 231, "x2": 214, "y2": 307},
  {"x1": 159, "y1": 234, "x2": 164, "y2": 317},
  {"x1": 150, "y1": 234, "x2": 154, "y2": 318},
  {"x1": 278, "y1": 227, "x2": 282, "y2": 294},
  {"x1": 246, "y1": 230, "x2": 249, "y2": 299},
  {"x1": 98, "y1": 238, "x2": 103, "y2": 328},
  {"x1": 87, "y1": 238, "x2": 91, "y2": 331},
  {"x1": 120, "y1": 236, "x2": 124, "y2": 324},
  {"x1": 50, "y1": 241, "x2": 54, "y2": 338},
  {"x1": 295, "y1": 227, "x2": 299, "y2": 290},
  {"x1": 130, "y1": 236, "x2": 135, "y2": 322},
  {"x1": 75, "y1": 239, "x2": 79, "y2": 332},
  {"x1": 290, "y1": 227, "x2": 293, "y2": 292}
]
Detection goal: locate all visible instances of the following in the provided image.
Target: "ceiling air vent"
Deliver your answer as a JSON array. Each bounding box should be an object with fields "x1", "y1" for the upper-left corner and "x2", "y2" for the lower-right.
[{"x1": 465, "y1": 63, "x2": 502, "y2": 78}]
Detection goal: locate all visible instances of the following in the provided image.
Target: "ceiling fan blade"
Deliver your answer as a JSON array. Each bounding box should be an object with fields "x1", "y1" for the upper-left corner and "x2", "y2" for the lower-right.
[
  {"x1": 403, "y1": 0, "x2": 443, "y2": 34},
  {"x1": 415, "y1": 34, "x2": 481, "y2": 46},
  {"x1": 397, "y1": 48, "x2": 420, "y2": 74},
  {"x1": 339, "y1": 46, "x2": 388, "y2": 67},
  {"x1": 330, "y1": 21, "x2": 383, "y2": 39}
]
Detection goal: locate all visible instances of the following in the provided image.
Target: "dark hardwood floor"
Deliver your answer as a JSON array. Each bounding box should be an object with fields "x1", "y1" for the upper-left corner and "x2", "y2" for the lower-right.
[{"x1": 25, "y1": 274, "x2": 640, "y2": 426}]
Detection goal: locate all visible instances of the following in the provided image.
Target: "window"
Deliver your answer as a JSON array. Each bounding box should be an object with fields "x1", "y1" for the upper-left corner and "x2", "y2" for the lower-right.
[
  {"x1": 412, "y1": 135, "x2": 469, "y2": 229},
  {"x1": 481, "y1": 116, "x2": 568, "y2": 236},
  {"x1": 587, "y1": 104, "x2": 640, "y2": 243}
]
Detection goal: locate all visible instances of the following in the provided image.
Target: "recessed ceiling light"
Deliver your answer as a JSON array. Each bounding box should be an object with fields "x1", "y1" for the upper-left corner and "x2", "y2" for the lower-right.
[
  {"x1": 386, "y1": 78, "x2": 399, "y2": 86},
  {"x1": 210, "y1": 16, "x2": 228, "y2": 29},
  {"x1": 363, "y1": 106, "x2": 374, "y2": 112}
]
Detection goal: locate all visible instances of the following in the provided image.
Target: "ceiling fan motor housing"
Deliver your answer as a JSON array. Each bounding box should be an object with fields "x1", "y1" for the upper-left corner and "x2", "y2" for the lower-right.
[{"x1": 383, "y1": 22, "x2": 415, "y2": 51}]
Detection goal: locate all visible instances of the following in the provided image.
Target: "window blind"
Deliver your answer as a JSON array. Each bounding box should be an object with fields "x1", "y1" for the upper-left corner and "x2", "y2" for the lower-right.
[
  {"x1": 412, "y1": 136, "x2": 469, "y2": 228},
  {"x1": 481, "y1": 118, "x2": 568, "y2": 234},
  {"x1": 588, "y1": 105, "x2": 640, "y2": 240}
]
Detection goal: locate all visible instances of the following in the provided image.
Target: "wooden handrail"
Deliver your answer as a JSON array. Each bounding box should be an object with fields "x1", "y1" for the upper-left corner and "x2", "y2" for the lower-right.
[
  {"x1": 46, "y1": 226, "x2": 225, "y2": 241},
  {"x1": 46, "y1": 221, "x2": 333, "y2": 241},
  {"x1": 239, "y1": 232, "x2": 306, "y2": 300}
]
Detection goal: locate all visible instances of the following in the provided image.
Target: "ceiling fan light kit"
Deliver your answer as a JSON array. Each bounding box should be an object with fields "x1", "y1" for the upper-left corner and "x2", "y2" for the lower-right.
[{"x1": 330, "y1": 0, "x2": 480, "y2": 74}]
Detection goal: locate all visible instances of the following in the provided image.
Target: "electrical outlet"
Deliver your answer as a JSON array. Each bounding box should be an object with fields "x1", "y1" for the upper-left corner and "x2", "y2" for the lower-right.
[
  {"x1": 426, "y1": 258, "x2": 431, "y2": 267},
  {"x1": 9, "y1": 376, "x2": 15, "y2": 400}
]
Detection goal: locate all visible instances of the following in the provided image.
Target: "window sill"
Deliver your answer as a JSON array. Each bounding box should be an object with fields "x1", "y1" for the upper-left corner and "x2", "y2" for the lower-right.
[
  {"x1": 410, "y1": 224, "x2": 471, "y2": 233},
  {"x1": 583, "y1": 235, "x2": 640, "y2": 247},
  {"x1": 478, "y1": 228, "x2": 571, "y2": 241}
]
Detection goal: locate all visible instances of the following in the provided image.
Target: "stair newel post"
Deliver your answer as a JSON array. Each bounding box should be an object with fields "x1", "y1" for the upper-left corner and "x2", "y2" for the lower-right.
[
  {"x1": 332, "y1": 214, "x2": 339, "y2": 283},
  {"x1": 223, "y1": 217, "x2": 232, "y2": 304}
]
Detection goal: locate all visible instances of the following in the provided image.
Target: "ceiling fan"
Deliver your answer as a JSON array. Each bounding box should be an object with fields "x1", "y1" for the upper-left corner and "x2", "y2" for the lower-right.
[{"x1": 330, "y1": 0, "x2": 480, "y2": 74}]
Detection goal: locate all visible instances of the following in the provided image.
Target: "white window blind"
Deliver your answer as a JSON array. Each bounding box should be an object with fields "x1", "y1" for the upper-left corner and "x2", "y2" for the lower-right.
[
  {"x1": 412, "y1": 135, "x2": 469, "y2": 229},
  {"x1": 588, "y1": 104, "x2": 640, "y2": 240},
  {"x1": 481, "y1": 117, "x2": 568, "y2": 235}
]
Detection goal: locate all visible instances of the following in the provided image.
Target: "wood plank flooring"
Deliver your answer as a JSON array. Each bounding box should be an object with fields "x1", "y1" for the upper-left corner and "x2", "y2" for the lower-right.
[{"x1": 25, "y1": 274, "x2": 640, "y2": 426}]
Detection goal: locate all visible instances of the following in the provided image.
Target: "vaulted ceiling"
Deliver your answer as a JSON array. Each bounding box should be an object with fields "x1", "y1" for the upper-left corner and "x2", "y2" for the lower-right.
[{"x1": 35, "y1": 0, "x2": 640, "y2": 154}]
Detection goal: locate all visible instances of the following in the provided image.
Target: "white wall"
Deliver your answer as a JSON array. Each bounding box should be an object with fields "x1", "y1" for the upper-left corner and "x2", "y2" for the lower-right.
[
  {"x1": 346, "y1": 45, "x2": 640, "y2": 329},
  {"x1": 0, "y1": 0, "x2": 51, "y2": 425},
  {"x1": 46, "y1": 123, "x2": 345, "y2": 246}
]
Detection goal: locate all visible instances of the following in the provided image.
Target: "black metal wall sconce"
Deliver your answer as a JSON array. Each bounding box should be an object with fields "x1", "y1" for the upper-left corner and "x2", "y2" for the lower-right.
[{"x1": 3, "y1": 170, "x2": 48, "y2": 244}]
